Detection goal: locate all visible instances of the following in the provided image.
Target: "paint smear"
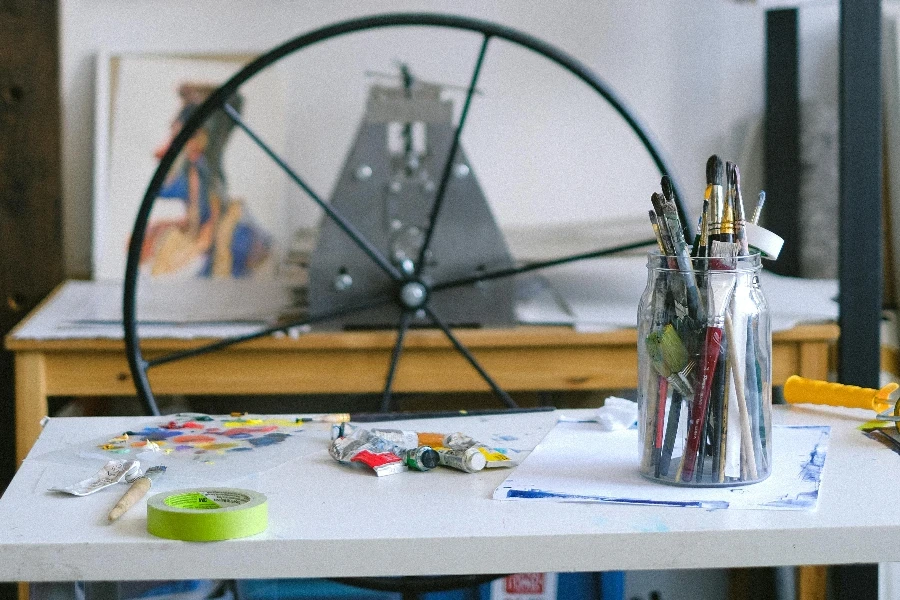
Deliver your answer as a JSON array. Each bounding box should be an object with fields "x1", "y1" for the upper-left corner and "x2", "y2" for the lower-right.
[
  {"x1": 501, "y1": 488, "x2": 729, "y2": 510},
  {"x1": 247, "y1": 433, "x2": 291, "y2": 447},
  {"x1": 172, "y1": 434, "x2": 217, "y2": 444},
  {"x1": 196, "y1": 442, "x2": 240, "y2": 451}
]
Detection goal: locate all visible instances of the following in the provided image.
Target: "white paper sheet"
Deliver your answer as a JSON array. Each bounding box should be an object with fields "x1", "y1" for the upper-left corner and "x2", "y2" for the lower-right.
[
  {"x1": 493, "y1": 421, "x2": 829, "y2": 510},
  {"x1": 514, "y1": 255, "x2": 838, "y2": 333},
  {"x1": 12, "y1": 279, "x2": 294, "y2": 340}
]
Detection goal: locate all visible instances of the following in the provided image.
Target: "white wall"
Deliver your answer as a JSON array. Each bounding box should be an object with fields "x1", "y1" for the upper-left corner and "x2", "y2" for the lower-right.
[{"x1": 60, "y1": 1, "x2": 838, "y2": 279}]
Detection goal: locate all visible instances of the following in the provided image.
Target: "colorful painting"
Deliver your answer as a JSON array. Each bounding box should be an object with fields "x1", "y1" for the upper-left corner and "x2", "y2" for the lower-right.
[{"x1": 93, "y1": 53, "x2": 289, "y2": 281}]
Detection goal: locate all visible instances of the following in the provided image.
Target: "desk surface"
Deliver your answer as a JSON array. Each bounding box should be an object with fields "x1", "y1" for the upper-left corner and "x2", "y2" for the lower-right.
[{"x1": 0, "y1": 406, "x2": 893, "y2": 582}]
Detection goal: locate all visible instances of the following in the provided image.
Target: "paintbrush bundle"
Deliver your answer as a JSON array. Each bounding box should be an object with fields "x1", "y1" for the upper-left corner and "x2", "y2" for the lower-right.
[{"x1": 637, "y1": 155, "x2": 774, "y2": 486}]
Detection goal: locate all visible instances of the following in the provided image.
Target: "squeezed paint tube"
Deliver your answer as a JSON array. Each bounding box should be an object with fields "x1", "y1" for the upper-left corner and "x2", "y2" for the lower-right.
[
  {"x1": 329, "y1": 428, "x2": 407, "y2": 476},
  {"x1": 335, "y1": 425, "x2": 447, "y2": 449},
  {"x1": 434, "y1": 446, "x2": 487, "y2": 473},
  {"x1": 50, "y1": 459, "x2": 141, "y2": 496},
  {"x1": 350, "y1": 449, "x2": 407, "y2": 476},
  {"x1": 337, "y1": 426, "x2": 511, "y2": 469},
  {"x1": 441, "y1": 432, "x2": 514, "y2": 468},
  {"x1": 330, "y1": 427, "x2": 439, "y2": 473}
]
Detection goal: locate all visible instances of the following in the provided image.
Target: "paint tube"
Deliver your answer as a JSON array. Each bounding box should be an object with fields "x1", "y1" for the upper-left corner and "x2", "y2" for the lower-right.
[
  {"x1": 330, "y1": 427, "x2": 439, "y2": 474},
  {"x1": 404, "y1": 446, "x2": 440, "y2": 471},
  {"x1": 367, "y1": 428, "x2": 420, "y2": 449},
  {"x1": 434, "y1": 446, "x2": 487, "y2": 473},
  {"x1": 337, "y1": 425, "x2": 447, "y2": 450},
  {"x1": 329, "y1": 428, "x2": 407, "y2": 476},
  {"x1": 350, "y1": 449, "x2": 407, "y2": 476},
  {"x1": 50, "y1": 459, "x2": 141, "y2": 496},
  {"x1": 442, "y1": 432, "x2": 514, "y2": 468}
]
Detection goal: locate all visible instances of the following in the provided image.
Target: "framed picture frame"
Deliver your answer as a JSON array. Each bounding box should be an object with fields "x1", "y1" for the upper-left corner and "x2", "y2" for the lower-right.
[{"x1": 92, "y1": 52, "x2": 289, "y2": 282}]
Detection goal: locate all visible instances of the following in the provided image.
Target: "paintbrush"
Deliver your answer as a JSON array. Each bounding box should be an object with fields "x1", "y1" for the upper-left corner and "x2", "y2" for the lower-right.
[
  {"x1": 658, "y1": 389, "x2": 683, "y2": 477},
  {"x1": 660, "y1": 175, "x2": 691, "y2": 244},
  {"x1": 648, "y1": 210, "x2": 667, "y2": 255},
  {"x1": 730, "y1": 164, "x2": 749, "y2": 255},
  {"x1": 651, "y1": 324, "x2": 693, "y2": 396},
  {"x1": 660, "y1": 197, "x2": 705, "y2": 322},
  {"x1": 706, "y1": 156, "x2": 726, "y2": 245},
  {"x1": 680, "y1": 265, "x2": 737, "y2": 482},
  {"x1": 108, "y1": 465, "x2": 166, "y2": 522},
  {"x1": 650, "y1": 192, "x2": 676, "y2": 257},
  {"x1": 725, "y1": 313, "x2": 758, "y2": 481},
  {"x1": 751, "y1": 190, "x2": 766, "y2": 225}
]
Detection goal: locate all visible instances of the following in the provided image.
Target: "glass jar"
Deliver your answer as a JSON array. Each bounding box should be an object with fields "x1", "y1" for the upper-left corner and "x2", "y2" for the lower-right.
[{"x1": 637, "y1": 252, "x2": 772, "y2": 486}]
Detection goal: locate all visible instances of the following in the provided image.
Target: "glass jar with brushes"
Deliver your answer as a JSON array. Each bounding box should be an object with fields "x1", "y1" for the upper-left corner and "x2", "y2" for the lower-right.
[{"x1": 637, "y1": 251, "x2": 772, "y2": 486}]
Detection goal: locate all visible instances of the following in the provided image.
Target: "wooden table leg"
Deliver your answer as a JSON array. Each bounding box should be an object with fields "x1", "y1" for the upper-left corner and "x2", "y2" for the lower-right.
[
  {"x1": 795, "y1": 341, "x2": 832, "y2": 600},
  {"x1": 796, "y1": 565, "x2": 827, "y2": 600},
  {"x1": 14, "y1": 351, "x2": 48, "y2": 466},
  {"x1": 798, "y1": 341, "x2": 831, "y2": 381}
]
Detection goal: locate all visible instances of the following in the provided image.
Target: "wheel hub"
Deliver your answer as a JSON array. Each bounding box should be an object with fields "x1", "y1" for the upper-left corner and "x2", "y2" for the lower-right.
[{"x1": 399, "y1": 281, "x2": 428, "y2": 309}]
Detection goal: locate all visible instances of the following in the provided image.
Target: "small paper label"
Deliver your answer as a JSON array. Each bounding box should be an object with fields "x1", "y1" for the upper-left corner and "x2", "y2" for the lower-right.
[{"x1": 490, "y1": 573, "x2": 558, "y2": 600}]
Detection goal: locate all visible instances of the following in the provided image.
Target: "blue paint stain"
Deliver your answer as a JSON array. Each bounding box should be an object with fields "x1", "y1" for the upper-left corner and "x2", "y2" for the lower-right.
[
  {"x1": 798, "y1": 431, "x2": 829, "y2": 483},
  {"x1": 634, "y1": 518, "x2": 671, "y2": 533},
  {"x1": 133, "y1": 428, "x2": 182, "y2": 439},
  {"x1": 226, "y1": 433, "x2": 252, "y2": 439},
  {"x1": 226, "y1": 447, "x2": 252, "y2": 452},
  {"x1": 492, "y1": 435, "x2": 518, "y2": 442},
  {"x1": 501, "y1": 488, "x2": 729, "y2": 510},
  {"x1": 247, "y1": 433, "x2": 290, "y2": 447},
  {"x1": 763, "y1": 489, "x2": 820, "y2": 509}
]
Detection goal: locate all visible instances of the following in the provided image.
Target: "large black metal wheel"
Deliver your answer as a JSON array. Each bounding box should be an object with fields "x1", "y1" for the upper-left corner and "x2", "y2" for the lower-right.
[{"x1": 124, "y1": 12, "x2": 687, "y2": 418}]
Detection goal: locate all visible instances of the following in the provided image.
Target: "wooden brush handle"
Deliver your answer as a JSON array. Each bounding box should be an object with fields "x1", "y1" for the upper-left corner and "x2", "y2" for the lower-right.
[{"x1": 108, "y1": 477, "x2": 152, "y2": 522}]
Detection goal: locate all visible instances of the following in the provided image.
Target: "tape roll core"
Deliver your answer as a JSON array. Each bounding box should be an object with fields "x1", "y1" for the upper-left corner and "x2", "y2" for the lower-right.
[{"x1": 147, "y1": 488, "x2": 268, "y2": 541}]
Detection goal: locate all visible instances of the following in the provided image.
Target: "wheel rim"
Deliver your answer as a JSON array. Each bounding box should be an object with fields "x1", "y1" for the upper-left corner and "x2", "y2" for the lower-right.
[{"x1": 124, "y1": 12, "x2": 687, "y2": 416}]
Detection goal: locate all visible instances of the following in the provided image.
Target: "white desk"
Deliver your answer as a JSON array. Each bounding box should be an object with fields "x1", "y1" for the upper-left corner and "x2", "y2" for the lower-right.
[{"x1": 0, "y1": 406, "x2": 891, "y2": 582}]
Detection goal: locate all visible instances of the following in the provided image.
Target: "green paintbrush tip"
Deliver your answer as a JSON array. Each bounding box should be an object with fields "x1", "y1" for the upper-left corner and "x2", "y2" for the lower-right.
[{"x1": 659, "y1": 324, "x2": 689, "y2": 374}]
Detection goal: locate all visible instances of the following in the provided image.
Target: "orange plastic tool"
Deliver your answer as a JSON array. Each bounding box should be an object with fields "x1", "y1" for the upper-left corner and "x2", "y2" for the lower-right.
[{"x1": 783, "y1": 375, "x2": 899, "y2": 414}]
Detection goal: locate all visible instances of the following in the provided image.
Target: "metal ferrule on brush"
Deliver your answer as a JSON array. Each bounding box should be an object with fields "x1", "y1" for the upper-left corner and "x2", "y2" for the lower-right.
[
  {"x1": 707, "y1": 184, "x2": 724, "y2": 239},
  {"x1": 668, "y1": 359, "x2": 695, "y2": 397}
]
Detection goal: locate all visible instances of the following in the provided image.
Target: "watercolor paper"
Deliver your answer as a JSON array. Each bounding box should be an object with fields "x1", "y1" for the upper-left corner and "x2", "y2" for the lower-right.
[{"x1": 494, "y1": 422, "x2": 828, "y2": 510}]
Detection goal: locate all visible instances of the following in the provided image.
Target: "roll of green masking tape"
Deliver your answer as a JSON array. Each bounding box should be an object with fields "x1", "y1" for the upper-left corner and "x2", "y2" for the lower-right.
[{"x1": 147, "y1": 488, "x2": 268, "y2": 541}]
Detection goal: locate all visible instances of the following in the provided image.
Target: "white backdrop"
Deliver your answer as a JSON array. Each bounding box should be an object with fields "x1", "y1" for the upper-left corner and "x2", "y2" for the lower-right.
[{"x1": 59, "y1": 0, "x2": 840, "y2": 279}]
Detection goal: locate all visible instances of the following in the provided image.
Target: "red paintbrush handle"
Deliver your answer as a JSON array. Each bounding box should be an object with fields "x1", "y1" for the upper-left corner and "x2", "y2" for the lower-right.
[{"x1": 681, "y1": 325, "x2": 723, "y2": 482}]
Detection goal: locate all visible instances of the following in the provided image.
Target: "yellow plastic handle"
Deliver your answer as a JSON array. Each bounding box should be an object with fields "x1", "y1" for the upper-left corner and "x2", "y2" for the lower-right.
[{"x1": 783, "y1": 375, "x2": 898, "y2": 412}]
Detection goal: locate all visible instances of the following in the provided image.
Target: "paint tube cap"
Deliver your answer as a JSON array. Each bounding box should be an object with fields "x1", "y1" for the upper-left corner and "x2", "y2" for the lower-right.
[
  {"x1": 744, "y1": 222, "x2": 783, "y2": 260},
  {"x1": 464, "y1": 447, "x2": 487, "y2": 472}
]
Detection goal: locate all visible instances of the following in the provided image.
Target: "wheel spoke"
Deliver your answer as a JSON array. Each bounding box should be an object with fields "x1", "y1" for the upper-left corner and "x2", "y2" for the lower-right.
[
  {"x1": 424, "y1": 306, "x2": 518, "y2": 408},
  {"x1": 414, "y1": 34, "x2": 492, "y2": 274},
  {"x1": 380, "y1": 310, "x2": 412, "y2": 412},
  {"x1": 432, "y1": 238, "x2": 657, "y2": 293},
  {"x1": 221, "y1": 103, "x2": 403, "y2": 282},
  {"x1": 145, "y1": 294, "x2": 394, "y2": 369}
]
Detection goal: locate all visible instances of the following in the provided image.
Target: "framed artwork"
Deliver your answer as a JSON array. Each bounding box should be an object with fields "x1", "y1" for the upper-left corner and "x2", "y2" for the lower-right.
[{"x1": 93, "y1": 52, "x2": 289, "y2": 281}]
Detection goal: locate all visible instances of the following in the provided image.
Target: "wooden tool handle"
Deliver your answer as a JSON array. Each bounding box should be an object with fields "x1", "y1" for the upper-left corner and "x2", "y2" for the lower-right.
[{"x1": 108, "y1": 477, "x2": 152, "y2": 522}]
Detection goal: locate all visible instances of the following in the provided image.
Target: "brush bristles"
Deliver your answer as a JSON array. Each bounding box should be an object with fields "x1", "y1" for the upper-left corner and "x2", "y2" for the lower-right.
[
  {"x1": 659, "y1": 324, "x2": 689, "y2": 373},
  {"x1": 661, "y1": 176, "x2": 675, "y2": 203},
  {"x1": 650, "y1": 191, "x2": 666, "y2": 216},
  {"x1": 706, "y1": 154, "x2": 725, "y2": 187}
]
